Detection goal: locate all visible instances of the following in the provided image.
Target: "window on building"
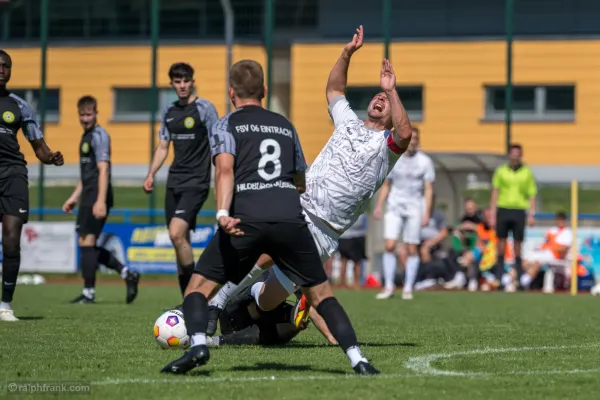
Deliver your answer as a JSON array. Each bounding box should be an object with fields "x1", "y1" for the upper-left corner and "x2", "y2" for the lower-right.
[
  {"x1": 484, "y1": 85, "x2": 575, "y2": 121},
  {"x1": 11, "y1": 89, "x2": 60, "y2": 123},
  {"x1": 344, "y1": 86, "x2": 423, "y2": 122},
  {"x1": 113, "y1": 88, "x2": 179, "y2": 121}
]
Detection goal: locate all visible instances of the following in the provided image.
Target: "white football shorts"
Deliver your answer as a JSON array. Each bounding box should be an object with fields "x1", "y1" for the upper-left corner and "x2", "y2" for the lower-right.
[{"x1": 383, "y1": 210, "x2": 421, "y2": 244}]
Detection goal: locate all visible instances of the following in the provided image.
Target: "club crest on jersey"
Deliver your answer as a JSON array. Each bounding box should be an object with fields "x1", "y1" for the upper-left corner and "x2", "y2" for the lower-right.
[
  {"x1": 81, "y1": 142, "x2": 90, "y2": 154},
  {"x1": 2, "y1": 111, "x2": 15, "y2": 124},
  {"x1": 184, "y1": 117, "x2": 195, "y2": 129}
]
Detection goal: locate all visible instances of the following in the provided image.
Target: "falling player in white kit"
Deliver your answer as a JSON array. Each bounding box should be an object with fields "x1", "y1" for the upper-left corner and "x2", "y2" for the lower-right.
[
  {"x1": 373, "y1": 130, "x2": 435, "y2": 300},
  {"x1": 207, "y1": 25, "x2": 413, "y2": 329}
]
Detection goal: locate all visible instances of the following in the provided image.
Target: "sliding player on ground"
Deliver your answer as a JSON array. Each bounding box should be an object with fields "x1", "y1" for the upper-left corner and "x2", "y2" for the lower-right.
[
  {"x1": 208, "y1": 26, "x2": 413, "y2": 333},
  {"x1": 143, "y1": 63, "x2": 219, "y2": 303},
  {"x1": 209, "y1": 269, "x2": 336, "y2": 347},
  {"x1": 0, "y1": 50, "x2": 64, "y2": 321},
  {"x1": 63, "y1": 96, "x2": 140, "y2": 304}
]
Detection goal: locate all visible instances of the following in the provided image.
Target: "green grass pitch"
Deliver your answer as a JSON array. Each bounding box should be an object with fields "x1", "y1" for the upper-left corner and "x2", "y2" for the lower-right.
[{"x1": 1, "y1": 282, "x2": 600, "y2": 399}]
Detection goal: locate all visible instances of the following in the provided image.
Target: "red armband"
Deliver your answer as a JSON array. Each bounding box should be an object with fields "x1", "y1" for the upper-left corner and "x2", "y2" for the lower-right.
[{"x1": 386, "y1": 131, "x2": 405, "y2": 155}]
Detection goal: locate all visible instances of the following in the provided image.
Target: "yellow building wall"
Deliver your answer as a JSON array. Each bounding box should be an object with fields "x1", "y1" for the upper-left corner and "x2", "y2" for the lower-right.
[
  {"x1": 291, "y1": 41, "x2": 600, "y2": 165},
  {"x1": 4, "y1": 45, "x2": 266, "y2": 165}
]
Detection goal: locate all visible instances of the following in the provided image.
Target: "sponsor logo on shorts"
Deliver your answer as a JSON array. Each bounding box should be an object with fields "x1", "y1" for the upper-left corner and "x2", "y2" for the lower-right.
[
  {"x1": 18, "y1": 208, "x2": 27, "y2": 213},
  {"x1": 175, "y1": 210, "x2": 186, "y2": 214}
]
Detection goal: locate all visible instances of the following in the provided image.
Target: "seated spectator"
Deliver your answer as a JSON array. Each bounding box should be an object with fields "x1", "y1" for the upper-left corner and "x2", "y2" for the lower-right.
[
  {"x1": 503, "y1": 211, "x2": 572, "y2": 293},
  {"x1": 452, "y1": 197, "x2": 483, "y2": 253},
  {"x1": 419, "y1": 205, "x2": 449, "y2": 263},
  {"x1": 445, "y1": 207, "x2": 513, "y2": 291}
]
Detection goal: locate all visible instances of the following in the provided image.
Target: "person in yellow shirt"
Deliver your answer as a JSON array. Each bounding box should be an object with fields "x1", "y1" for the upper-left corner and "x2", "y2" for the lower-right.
[{"x1": 489, "y1": 144, "x2": 537, "y2": 289}]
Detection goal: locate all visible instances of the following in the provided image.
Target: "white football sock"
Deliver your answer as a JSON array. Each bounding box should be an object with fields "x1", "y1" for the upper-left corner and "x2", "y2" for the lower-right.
[
  {"x1": 209, "y1": 281, "x2": 238, "y2": 309},
  {"x1": 382, "y1": 252, "x2": 397, "y2": 291},
  {"x1": 251, "y1": 282, "x2": 266, "y2": 309},
  {"x1": 211, "y1": 265, "x2": 264, "y2": 308},
  {"x1": 83, "y1": 288, "x2": 95, "y2": 298},
  {"x1": 191, "y1": 333, "x2": 207, "y2": 347},
  {"x1": 0, "y1": 302, "x2": 12, "y2": 310},
  {"x1": 346, "y1": 346, "x2": 368, "y2": 368},
  {"x1": 501, "y1": 273, "x2": 513, "y2": 287},
  {"x1": 404, "y1": 255, "x2": 419, "y2": 293},
  {"x1": 120, "y1": 267, "x2": 129, "y2": 280},
  {"x1": 520, "y1": 274, "x2": 533, "y2": 288}
]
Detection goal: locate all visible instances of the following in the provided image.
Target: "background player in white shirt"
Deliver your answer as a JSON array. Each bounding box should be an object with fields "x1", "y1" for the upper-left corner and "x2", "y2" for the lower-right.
[
  {"x1": 373, "y1": 131, "x2": 435, "y2": 300},
  {"x1": 208, "y1": 25, "x2": 413, "y2": 329}
]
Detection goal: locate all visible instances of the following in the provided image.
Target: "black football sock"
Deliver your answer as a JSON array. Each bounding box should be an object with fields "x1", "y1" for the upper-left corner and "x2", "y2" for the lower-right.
[
  {"x1": 183, "y1": 292, "x2": 209, "y2": 346},
  {"x1": 1, "y1": 248, "x2": 20, "y2": 304},
  {"x1": 80, "y1": 246, "x2": 98, "y2": 295},
  {"x1": 514, "y1": 256, "x2": 523, "y2": 283},
  {"x1": 178, "y1": 263, "x2": 194, "y2": 297},
  {"x1": 316, "y1": 296, "x2": 368, "y2": 367},
  {"x1": 96, "y1": 246, "x2": 125, "y2": 276},
  {"x1": 495, "y1": 255, "x2": 505, "y2": 281}
]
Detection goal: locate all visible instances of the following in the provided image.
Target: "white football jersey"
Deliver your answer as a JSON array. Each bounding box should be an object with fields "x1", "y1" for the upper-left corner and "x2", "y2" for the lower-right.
[
  {"x1": 386, "y1": 150, "x2": 435, "y2": 214},
  {"x1": 300, "y1": 96, "x2": 403, "y2": 232}
]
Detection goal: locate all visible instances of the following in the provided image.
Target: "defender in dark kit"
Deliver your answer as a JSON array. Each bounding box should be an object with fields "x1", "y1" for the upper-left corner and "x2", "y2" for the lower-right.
[
  {"x1": 143, "y1": 63, "x2": 219, "y2": 302},
  {"x1": 62, "y1": 96, "x2": 139, "y2": 304},
  {"x1": 0, "y1": 49, "x2": 64, "y2": 322}
]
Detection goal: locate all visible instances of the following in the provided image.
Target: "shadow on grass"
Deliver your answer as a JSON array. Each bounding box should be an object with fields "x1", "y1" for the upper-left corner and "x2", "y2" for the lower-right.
[
  {"x1": 16, "y1": 316, "x2": 44, "y2": 321},
  {"x1": 188, "y1": 370, "x2": 212, "y2": 377},
  {"x1": 231, "y1": 362, "x2": 347, "y2": 375},
  {"x1": 267, "y1": 341, "x2": 418, "y2": 349}
]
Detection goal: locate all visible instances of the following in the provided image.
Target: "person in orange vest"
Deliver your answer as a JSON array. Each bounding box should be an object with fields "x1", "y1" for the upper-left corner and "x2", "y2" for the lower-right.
[{"x1": 506, "y1": 211, "x2": 572, "y2": 292}]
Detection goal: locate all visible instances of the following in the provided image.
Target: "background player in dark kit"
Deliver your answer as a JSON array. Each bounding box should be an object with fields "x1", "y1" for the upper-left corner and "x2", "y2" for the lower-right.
[
  {"x1": 143, "y1": 63, "x2": 219, "y2": 302},
  {"x1": 62, "y1": 96, "x2": 140, "y2": 304},
  {"x1": 161, "y1": 59, "x2": 378, "y2": 376},
  {"x1": 0, "y1": 49, "x2": 64, "y2": 322}
]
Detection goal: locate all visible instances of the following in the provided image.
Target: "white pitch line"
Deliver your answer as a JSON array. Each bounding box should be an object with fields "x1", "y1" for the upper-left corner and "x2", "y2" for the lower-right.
[
  {"x1": 93, "y1": 372, "x2": 426, "y2": 386},
  {"x1": 405, "y1": 344, "x2": 600, "y2": 377},
  {"x1": 91, "y1": 344, "x2": 600, "y2": 387}
]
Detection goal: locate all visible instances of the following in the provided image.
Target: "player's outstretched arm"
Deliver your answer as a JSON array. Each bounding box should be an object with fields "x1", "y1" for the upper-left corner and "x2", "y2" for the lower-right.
[
  {"x1": 30, "y1": 139, "x2": 64, "y2": 165},
  {"x1": 380, "y1": 59, "x2": 412, "y2": 149},
  {"x1": 325, "y1": 25, "x2": 363, "y2": 104}
]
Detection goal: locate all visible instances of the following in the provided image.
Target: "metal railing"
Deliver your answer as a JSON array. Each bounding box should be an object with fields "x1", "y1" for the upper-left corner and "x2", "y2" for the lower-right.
[{"x1": 29, "y1": 208, "x2": 216, "y2": 224}]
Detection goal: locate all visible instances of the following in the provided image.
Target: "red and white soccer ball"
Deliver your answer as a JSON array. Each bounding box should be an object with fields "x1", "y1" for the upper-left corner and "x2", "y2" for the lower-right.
[{"x1": 153, "y1": 310, "x2": 190, "y2": 350}]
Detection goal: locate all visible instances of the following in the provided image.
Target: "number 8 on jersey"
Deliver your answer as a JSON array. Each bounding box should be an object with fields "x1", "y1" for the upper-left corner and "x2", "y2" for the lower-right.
[{"x1": 209, "y1": 105, "x2": 308, "y2": 223}]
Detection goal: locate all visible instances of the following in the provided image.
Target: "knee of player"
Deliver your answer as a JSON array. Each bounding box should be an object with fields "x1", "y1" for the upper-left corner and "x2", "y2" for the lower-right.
[
  {"x1": 256, "y1": 291, "x2": 280, "y2": 311},
  {"x1": 406, "y1": 244, "x2": 419, "y2": 256},
  {"x1": 384, "y1": 240, "x2": 396, "y2": 253},
  {"x1": 168, "y1": 228, "x2": 187, "y2": 247}
]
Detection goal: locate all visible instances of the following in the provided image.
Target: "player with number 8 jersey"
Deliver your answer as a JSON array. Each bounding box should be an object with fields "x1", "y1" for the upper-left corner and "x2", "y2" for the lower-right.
[
  {"x1": 215, "y1": 109, "x2": 305, "y2": 223},
  {"x1": 162, "y1": 59, "x2": 379, "y2": 376}
]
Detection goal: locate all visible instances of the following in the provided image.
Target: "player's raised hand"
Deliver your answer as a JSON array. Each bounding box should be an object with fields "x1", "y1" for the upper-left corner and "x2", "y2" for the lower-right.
[
  {"x1": 380, "y1": 58, "x2": 396, "y2": 93},
  {"x1": 344, "y1": 25, "x2": 364, "y2": 56},
  {"x1": 218, "y1": 216, "x2": 244, "y2": 236}
]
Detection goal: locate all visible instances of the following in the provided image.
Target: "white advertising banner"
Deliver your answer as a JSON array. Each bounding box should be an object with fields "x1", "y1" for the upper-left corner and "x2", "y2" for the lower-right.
[{"x1": 0, "y1": 221, "x2": 77, "y2": 273}]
